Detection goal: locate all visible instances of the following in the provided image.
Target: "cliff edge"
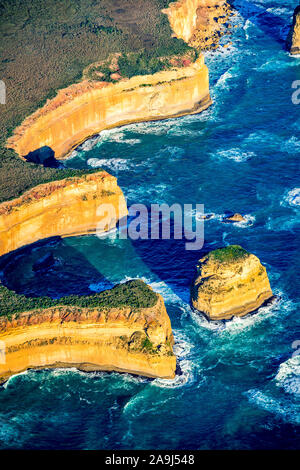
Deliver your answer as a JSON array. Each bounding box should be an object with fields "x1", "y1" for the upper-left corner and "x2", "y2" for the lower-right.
[
  {"x1": 163, "y1": 0, "x2": 233, "y2": 50},
  {"x1": 7, "y1": 57, "x2": 211, "y2": 161},
  {"x1": 287, "y1": 5, "x2": 300, "y2": 55},
  {"x1": 0, "y1": 171, "x2": 127, "y2": 256},
  {"x1": 191, "y1": 245, "x2": 273, "y2": 320},
  {"x1": 0, "y1": 280, "x2": 176, "y2": 383}
]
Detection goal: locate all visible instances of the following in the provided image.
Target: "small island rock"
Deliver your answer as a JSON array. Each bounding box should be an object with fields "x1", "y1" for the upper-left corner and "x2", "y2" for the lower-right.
[
  {"x1": 223, "y1": 213, "x2": 246, "y2": 223},
  {"x1": 191, "y1": 245, "x2": 273, "y2": 320}
]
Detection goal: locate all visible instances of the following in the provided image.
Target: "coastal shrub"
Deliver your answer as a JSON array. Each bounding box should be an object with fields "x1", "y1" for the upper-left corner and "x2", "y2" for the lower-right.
[
  {"x1": 0, "y1": 145, "x2": 103, "y2": 204},
  {"x1": 0, "y1": 0, "x2": 196, "y2": 205},
  {"x1": 209, "y1": 245, "x2": 249, "y2": 263},
  {"x1": 141, "y1": 336, "x2": 157, "y2": 354},
  {"x1": 0, "y1": 280, "x2": 158, "y2": 318}
]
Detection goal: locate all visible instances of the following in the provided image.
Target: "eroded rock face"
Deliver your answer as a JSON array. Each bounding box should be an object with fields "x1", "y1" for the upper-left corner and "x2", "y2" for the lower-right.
[
  {"x1": 0, "y1": 171, "x2": 127, "y2": 256},
  {"x1": 7, "y1": 58, "x2": 211, "y2": 161},
  {"x1": 223, "y1": 213, "x2": 246, "y2": 223},
  {"x1": 287, "y1": 6, "x2": 300, "y2": 55},
  {"x1": 191, "y1": 245, "x2": 273, "y2": 320},
  {"x1": 0, "y1": 281, "x2": 176, "y2": 383},
  {"x1": 163, "y1": 0, "x2": 233, "y2": 50}
]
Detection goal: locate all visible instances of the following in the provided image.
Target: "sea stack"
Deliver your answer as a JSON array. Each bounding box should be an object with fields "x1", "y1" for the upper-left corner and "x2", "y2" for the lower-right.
[
  {"x1": 0, "y1": 280, "x2": 176, "y2": 384},
  {"x1": 191, "y1": 245, "x2": 273, "y2": 320},
  {"x1": 287, "y1": 5, "x2": 300, "y2": 55}
]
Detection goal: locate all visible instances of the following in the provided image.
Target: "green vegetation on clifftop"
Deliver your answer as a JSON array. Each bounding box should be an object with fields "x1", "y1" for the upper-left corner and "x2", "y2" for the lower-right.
[
  {"x1": 0, "y1": 0, "x2": 194, "y2": 203},
  {"x1": 0, "y1": 280, "x2": 158, "y2": 318},
  {"x1": 208, "y1": 245, "x2": 249, "y2": 263},
  {"x1": 0, "y1": 144, "x2": 102, "y2": 203}
]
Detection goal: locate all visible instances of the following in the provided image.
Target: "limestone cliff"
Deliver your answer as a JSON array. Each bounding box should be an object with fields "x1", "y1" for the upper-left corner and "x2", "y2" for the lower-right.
[
  {"x1": 191, "y1": 245, "x2": 273, "y2": 320},
  {"x1": 163, "y1": 0, "x2": 233, "y2": 49},
  {"x1": 0, "y1": 281, "x2": 176, "y2": 383},
  {"x1": 0, "y1": 171, "x2": 127, "y2": 256},
  {"x1": 7, "y1": 57, "x2": 211, "y2": 161},
  {"x1": 287, "y1": 5, "x2": 300, "y2": 55}
]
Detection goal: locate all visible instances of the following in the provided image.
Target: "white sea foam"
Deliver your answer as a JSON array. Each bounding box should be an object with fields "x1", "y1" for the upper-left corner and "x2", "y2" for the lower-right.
[
  {"x1": 119, "y1": 275, "x2": 186, "y2": 306},
  {"x1": 124, "y1": 120, "x2": 174, "y2": 136},
  {"x1": 49, "y1": 367, "x2": 104, "y2": 381},
  {"x1": 282, "y1": 188, "x2": 300, "y2": 207},
  {"x1": 246, "y1": 389, "x2": 300, "y2": 425},
  {"x1": 214, "y1": 70, "x2": 234, "y2": 91},
  {"x1": 282, "y1": 136, "x2": 300, "y2": 153},
  {"x1": 190, "y1": 308, "x2": 225, "y2": 332},
  {"x1": 94, "y1": 129, "x2": 141, "y2": 146},
  {"x1": 193, "y1": 209, "x2": 255, "y2": 228},
  {"x1": 69, "y1": 129, "x2": 142, "y2": 161},
  {"x1": 275, "y1": 356, "x2": 300, "y2": 396},
  {"x1": 243, "y1": 19, "x2": 253, "y2": 40},
  {"x1": 87, "y1": 157, "x2": 129, "y2": 171},
  {"x1": 172, "y1": 330, "x2": 194, "y2": 359},
  {"x1": 255, "y1": 55, "x2": 300, "y2": 72},
  {"x1": 152, "y1": 359, "x2": 194, "y2": 389},
  {"x1": 125, "y1": 182, "x2": 168, "y2": 204},
  {"x1": 227, "y1": 213, "x2": 256, "y2": 228},
  {"x1": 222, "y1": 294, "x2": 286, "y2": 334},
  {"x1": 2, "y1": 370, "x2": 29, "y2": 389},
  {"x1": 79, "y1": 137, "x2": 100, "y2": 152},
  {"x1": 244, "y1": 130, "x2": 279, "y2": 147},
  {"x1": 152, "y1": 330, "x2": 195, "y2": 389},
  {"x1": 266, "y1": 7, "x2": 289, "y2": 16},
  {"x1": 94, "y1": 227, "x2": 118, "y2": 241},
  {"x1": 214, "y1": 148, "x2": 255, "y2": 162},
  {"x1": 191, "y1": 293, "x2": 286, "y2": 334}
]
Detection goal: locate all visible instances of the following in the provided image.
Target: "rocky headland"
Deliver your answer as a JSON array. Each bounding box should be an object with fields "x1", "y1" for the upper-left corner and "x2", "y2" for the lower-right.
[
  {"x1": 0, "y1": 280, "x2": 176, "y2": 384},
  {"x1": 0, "y1": 0, "x2": 235, "y2": 382},
  {"x1": 163, "y1": 0, "x2": 233, "y2": 49},
  {"x1": 191, "y1": 245, "x2": 274, "y2": 320},
  {"x1": 7, "y1": 56, "x2": 211, "y2": 161},
  {"x1": 287, "y1": 5, "x2": 300, "y2": 55},
  {"x1": 0, "y1": 171, "x2": 127, "y2": 257}
]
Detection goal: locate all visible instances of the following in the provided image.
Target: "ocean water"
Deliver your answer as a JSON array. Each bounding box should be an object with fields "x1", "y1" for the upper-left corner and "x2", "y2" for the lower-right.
[{"x1": 0, "y1": 0, "x2": 299, "y2": 449}]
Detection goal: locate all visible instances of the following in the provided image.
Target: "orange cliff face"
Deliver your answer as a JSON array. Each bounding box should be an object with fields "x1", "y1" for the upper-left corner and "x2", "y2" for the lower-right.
[
  {"x1": 7, "y1": 57, "x2": 211, "y2": 161},
  {"x1": 0, "y1": 290, "x2": 176, "y2": 383},
  {"x1": 163, "y1": 0, "x2": 228, "y2": 42},
  {"x1": 287, "y1": 5, "x2": 300, "y2": 55},
  {"x1": 0, "y1": 171, "x2": 127, "y2": 257}
]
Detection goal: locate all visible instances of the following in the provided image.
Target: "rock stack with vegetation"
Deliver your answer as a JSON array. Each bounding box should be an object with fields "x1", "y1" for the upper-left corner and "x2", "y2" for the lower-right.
[{"x1": 191, "y1": 245, "x2": 273, "y2": 320}]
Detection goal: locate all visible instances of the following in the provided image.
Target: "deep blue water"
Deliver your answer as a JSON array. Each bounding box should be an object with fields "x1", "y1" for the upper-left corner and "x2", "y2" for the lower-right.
[{"x1": 0, "y1": 0, "x2": 299, "y2": 450}]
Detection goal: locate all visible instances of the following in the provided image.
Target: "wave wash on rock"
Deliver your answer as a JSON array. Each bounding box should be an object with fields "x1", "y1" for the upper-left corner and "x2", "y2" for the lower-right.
[
  {"x1": 1, "y1": 0, "x2": 218, "y2": 381},
  {"x1": 7, "y1": 57, "x2": 211, "y2": 161},
  {"x1": 191, "y1": 246, "x2": 274, "y2": 321},
  {"x1": 0, "y1": 171, "x2": 127, "y2": 257},
  {"x1": 0, "y1": 280, "x2": 176, "y2": 383}
]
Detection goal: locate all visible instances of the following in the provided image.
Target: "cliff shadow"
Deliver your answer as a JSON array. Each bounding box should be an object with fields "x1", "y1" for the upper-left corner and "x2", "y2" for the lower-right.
[
  {"x1": 125, "y1": 211, "x2": 219, "y2": 304},
  {"x1": 0, "y1": 236, "x2": 115, "y2": 299},
  {"x1": 25, "y1": 146, "x2": 61, "y2": 168}
]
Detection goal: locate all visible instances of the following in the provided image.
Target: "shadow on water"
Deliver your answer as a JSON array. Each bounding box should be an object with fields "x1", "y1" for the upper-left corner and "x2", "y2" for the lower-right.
[
  {"x1": 232, "y1": 0, "x2": 291, "y2": 45},
  {"x1": 25, "y1": 146, "x2": 60, "y2": 168},
  {"x1": 124, "y1": 211, "x2": 220, "y2": 303},
  {"x1": 0, "y1": 214, "x2": 216, "y2": 305},
  {"x1": 0, "y1": 237, "x2": 115, "y2": 298}
]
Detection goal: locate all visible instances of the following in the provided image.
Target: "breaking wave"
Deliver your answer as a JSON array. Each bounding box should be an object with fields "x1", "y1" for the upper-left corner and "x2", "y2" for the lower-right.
[{"x1": 275, "y1": 355, "x2": 300, "y2": 396}]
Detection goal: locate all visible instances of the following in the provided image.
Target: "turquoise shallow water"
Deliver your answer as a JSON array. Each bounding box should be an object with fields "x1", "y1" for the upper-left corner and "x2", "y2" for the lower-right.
[{"x1": 0, "y1": 0, "x2": 299, "y2": 449}]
